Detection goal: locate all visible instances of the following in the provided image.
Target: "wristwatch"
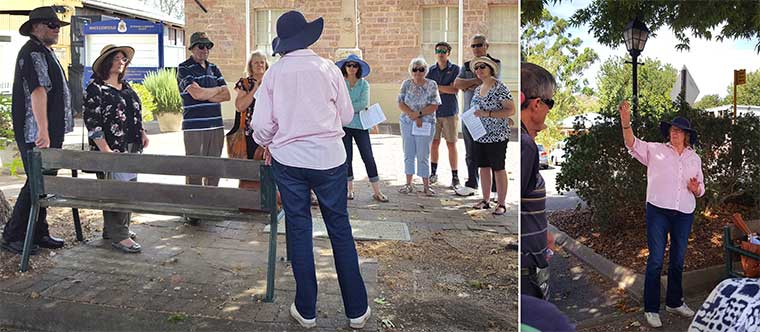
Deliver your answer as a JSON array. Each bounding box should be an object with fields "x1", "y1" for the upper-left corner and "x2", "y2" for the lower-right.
[{"x1": 418, "y1": 111, "x2": 423, "y2": 117}]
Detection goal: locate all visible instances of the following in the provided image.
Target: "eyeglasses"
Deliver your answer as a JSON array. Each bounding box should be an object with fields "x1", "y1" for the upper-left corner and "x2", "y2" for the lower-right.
[
  {"x1": 473, "y1": 64, "x2": 490, "y2": 71},
  {"x1": 43, "y1": 21, "x2": 61, "y2": 30},
  {"x1": 528, "y1": 97, "x2": 555, "y2": 110},
  {"x1": 113, "y1": 56, "x2": 130, "y2": 64},
  {"x1": 470, "y1": 43, "x2": 485, "y2": 48},
  {"x1": 345, "y1": 63, "x2": 359, "y2": 68},
  {"x1": 412, "y1": 67, "x2": 426, "y2": 73},
  {"x1": 435, "y1": 49, "x2": 448, "y2": 54},
  {"x1": 196, "y1": 43, "x2": 213, "y2": 50}
]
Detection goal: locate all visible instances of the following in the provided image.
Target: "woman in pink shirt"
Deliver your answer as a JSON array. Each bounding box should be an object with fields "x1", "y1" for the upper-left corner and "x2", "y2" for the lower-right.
[{"x1": 619, "y1": 101, "x2": 704, "y2": 329}]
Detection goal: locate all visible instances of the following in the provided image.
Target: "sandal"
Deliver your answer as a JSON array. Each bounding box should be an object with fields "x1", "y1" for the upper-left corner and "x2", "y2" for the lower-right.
[
  {"x1": 348, "y1": 191, "x2": 355, "y2": 200},
  {"x1": 111, "y1": 240, "x2": 142, "y2": 253},
  {"x1": 492, "y1": 204, "x2": 507, "y2": 215},
  {"x1": 103, "y1": 230, "x2": 136, "y2": 240},
  {"x1": 372, "y1": 193, "x2": 389, "y2": 203},
  {"x1": 398, "y1": 184, "x2": 415, "y2": 194},
  {"x1": 424, "y1": 188, "x2": 436, "y2": 196},
  {"x1": 473, "y1": 200, "x2": 492, "y2": 210}
]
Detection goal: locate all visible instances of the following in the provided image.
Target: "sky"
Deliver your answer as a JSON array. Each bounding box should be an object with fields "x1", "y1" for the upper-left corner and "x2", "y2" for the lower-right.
[{"x1": 549, "y1": 0, "x2": 760, "y2": 100}]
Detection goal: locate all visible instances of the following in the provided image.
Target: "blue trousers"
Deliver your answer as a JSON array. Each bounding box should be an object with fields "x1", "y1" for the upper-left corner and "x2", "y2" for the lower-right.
[
  {"x1": 342, "y1": 127, "x2": 379, "y2": 182},
  {"x1": 400, "y1": 120, "x2": 434, "y2": 178},
  {"x1": 272, "y1": 160, "x2": 368, "y2": 319},
  {"x1": 643, "y1": 203, "x2": 694, "y2": 313}
]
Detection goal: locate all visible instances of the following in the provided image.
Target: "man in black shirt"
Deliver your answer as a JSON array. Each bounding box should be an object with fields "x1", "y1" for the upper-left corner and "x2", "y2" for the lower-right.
[{"x1": 1, "y1": 7, "x2": 74, "y2": 254}]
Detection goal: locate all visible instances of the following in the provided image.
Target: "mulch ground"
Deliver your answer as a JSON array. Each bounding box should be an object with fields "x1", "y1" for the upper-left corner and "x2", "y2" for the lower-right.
[{"x1": 550, "y1": 204, "x2": 753, "y2": 274}]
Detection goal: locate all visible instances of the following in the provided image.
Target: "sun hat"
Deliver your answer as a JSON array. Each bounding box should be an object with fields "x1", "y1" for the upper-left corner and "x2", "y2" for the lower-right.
[
  {"x1": 271, "y1": 11, "x2": 324, "y2": 56},
  {"x1": 92, "y1": 44, "x2": 135, "y2": 74},
  {"x1": 335, "y1": 54, "x2": 371, "y2": 78},
  {"x1": 19, "y1": 6, "x2": 70, "y2": 37}
]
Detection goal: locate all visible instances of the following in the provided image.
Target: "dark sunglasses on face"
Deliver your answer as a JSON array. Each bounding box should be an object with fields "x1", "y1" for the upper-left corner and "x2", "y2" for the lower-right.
[
  {"x1": 474, "y1": 64, "x2": 490, "y2": 70},
  {"x1": 470, "y1": 43, "x2": 484, "y2": 48},
  {"x1": 345, "y1": 63, "x2": 359, "y2": 68},
  {"x1": 529, "y1": 97, "x2": 555, "y2": 110},
  {"x1": 44, "y1": 21, "x2": 61, "y2": 30},
  {"x1": 197, "y1": 43, "x2": 213, "y2": 50},
  {"x1": 412, "y1": 67, "x2": 426, "y2": 73},
  {"x1": 435, "y1": 49, "x2": 448, "y2": 54}
]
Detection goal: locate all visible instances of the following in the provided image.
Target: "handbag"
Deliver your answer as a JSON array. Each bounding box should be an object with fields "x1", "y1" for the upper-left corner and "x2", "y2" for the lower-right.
[{"x1": 225, "y1": 110, "x2": 249, "y2": 159}]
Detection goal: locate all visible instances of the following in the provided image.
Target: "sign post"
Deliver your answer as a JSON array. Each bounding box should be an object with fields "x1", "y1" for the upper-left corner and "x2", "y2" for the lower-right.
[{"x1": 734, "y1": 69, "x2": 746, "y2": 119}]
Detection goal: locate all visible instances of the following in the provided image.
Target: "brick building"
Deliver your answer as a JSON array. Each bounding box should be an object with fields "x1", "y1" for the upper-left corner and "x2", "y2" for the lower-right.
[{"x1": 185, "y1": 0, "x2": 518, "y2": 127}]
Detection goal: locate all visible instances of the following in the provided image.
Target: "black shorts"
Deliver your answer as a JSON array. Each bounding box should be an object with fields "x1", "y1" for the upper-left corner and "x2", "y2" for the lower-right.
[{"x1": 473, "y1": 140, "x2": 507, "y2": 170}]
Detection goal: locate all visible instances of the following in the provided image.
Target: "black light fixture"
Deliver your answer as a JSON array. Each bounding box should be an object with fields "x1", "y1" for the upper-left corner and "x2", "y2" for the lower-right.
[{"x1": 624, "y1": 18, "x2": 650, "y2": 123}]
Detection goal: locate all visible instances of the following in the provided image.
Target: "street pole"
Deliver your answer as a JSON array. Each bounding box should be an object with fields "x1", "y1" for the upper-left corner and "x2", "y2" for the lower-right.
[{"x1": 631, "y1": 53, "x2": 639, "y2": 126}]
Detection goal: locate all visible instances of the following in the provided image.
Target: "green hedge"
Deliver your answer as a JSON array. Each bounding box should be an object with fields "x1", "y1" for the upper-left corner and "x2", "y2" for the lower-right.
[
  {"x1": 131, "y1": 83, "x2": 155, "y2": 122},
  {"x1": 142, "y1": 68, "x2": 182, "y2": 115},
  {"x1": 556, "y1": 106, "x2": 760, "y2": 228}
]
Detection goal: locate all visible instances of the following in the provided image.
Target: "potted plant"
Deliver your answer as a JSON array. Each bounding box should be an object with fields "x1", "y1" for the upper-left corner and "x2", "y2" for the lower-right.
[{"x1": 142, "y1": 68, "x2": 183, "y2": 132}]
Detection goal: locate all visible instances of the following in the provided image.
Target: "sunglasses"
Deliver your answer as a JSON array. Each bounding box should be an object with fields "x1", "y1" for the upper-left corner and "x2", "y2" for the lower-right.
[
  {"x1": 113, "y1": 56, "x2": 130, "y2": 64},
  {"x1": 412, "y1": 67, "x2": 426, "y2": 73},
  {"x1": 345, "y1": 63, "x2": 359, "y2": 68},
  {"x1": 528, "y1": 97, "x2": 555, "y2": 110},
  {"x1": 196, "y1": 43, "x2": 213, "y2": 50},
  {"x1": 43, "y1": 21, "x2": 61, "y2": 30},
  {"x1": 470, "y1": 43, "x2": 484, "y2": 48},
  {"x1": 473, "y1": 64, "x2": 491, "y2": 71},
  {"x1": 435, "y1": 49, "x2": 448, "y2": 54}
]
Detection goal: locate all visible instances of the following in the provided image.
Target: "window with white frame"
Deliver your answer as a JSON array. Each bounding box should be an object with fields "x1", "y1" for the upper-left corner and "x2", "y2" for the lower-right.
[
  {"x1": 488, "y1": 5, "x2": 519, "y2": 88},
  {"x1": 421, "y1": 7, "x2": 459, "y2": 67},
  {"x1": 255, "y1": 9, "x2": 286, "y2": 62}
]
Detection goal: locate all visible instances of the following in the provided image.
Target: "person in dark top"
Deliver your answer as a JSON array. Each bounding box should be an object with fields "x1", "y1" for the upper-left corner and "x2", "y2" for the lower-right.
[
  {"x1": 83, "y1": 44, "x2": 148, "y2": 253},
  {"x1": 1, "y1": 7, "x2": 74, "y2": 255},
  {"x1": 520, "y1": 62, "x2": 556, "y2": 299},
  {"x1": 425, "y1": 41, "x2": 460, "y2": 189},
  {"x1": 520, "y1": 295, "x2": 575, "y2": 331},
  {"x1": 231, "y1": 50, "x2": 268, "y2": 160}
]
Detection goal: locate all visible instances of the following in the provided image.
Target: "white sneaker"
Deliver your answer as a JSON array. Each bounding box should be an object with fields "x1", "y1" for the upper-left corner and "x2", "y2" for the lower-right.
[
  {"x1": 666, "y1": 303, "x2": 695, "y2": 317},
  {"x1": 454, "y1": 186, "x2": 477, "y2": 197},
  {"x1": 349, "y1": 306, "x2": 371, "y2": 329},
  {"x1": 290, "y1": 303, "x2": 316, "y2": 329},
  {"x1": 645, "y1": 312, "x2": 662, "y2": 328}
]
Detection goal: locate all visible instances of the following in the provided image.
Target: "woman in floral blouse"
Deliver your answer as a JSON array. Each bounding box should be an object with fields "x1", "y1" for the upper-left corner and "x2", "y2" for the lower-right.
[
  {"x1": 232, "y1": 50, "x2": 268, "y2": 159},
  {"x1": 468, "y1": 56, "x2": 514, "y2": 215},
  {"x1": 83, "y1": 44, "x2": 149, "y2": 253},
  {"x1": 397, "y1": 57, "x2": 441, "y2": 196}
]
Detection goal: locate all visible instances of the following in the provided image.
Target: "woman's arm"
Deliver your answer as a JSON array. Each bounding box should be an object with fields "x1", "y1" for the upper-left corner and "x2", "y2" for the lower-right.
[
  {"x1": 83, "y1": 83, "x2": 112, "y2": 152},
  {"x1": 235, "y1": 88, "x2": 255, "y2": 112},
  {"x1": 619, "y1": 100, "x2": 635, "y2": 149}
]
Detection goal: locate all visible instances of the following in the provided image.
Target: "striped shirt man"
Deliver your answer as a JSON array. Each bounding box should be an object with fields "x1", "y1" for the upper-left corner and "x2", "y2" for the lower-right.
[
  {"x1": 177, "y1": 58, "x2": 226, "y2": 131},
  {"x1": 521, "y1": 121, "x2": 549, "y2": 271}
]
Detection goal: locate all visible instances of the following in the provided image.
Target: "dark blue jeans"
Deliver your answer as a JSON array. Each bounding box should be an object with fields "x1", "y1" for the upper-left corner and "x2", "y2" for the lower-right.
[
  {"x1": 342, "y1": 127, "x2": 379, "y2": 182},
  {"x1": 272, "y1": 160, "x2": 368, "y2": 319},
  {"x1": 644, "y1": 203, "x2": 694, "y2": 313}
]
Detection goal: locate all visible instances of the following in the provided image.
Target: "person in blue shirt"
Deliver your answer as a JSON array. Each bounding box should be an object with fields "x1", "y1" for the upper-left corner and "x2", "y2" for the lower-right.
[
  {"x1": 425, "y1": 42, "x2": 461, "y2": 190},
  {"x1": 336, "y1": 54, "x2": 389, "y2": 203}
]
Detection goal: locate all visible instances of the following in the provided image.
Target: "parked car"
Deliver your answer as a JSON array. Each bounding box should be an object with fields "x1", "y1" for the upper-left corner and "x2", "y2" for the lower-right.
[
  {"x1": 550, "y1": 140, "x2": 566, "y2": 166},
  {"x1": 537, "y1": 144, "x2": 549, "y2": 169}
]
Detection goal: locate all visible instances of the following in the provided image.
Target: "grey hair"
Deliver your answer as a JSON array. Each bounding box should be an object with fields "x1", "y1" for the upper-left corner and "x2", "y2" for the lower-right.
[
  {"x1": 471, "y1": 34, "x2": 488, "y2": 45},
  {"x1": 520, "y1": 62, "x2": 556, "y2": 109},
  {"x1": 245, "y1": 50, "x2": 269, "y2": 76},
  {"x1": 408, "y1": 57, "x2": 429, "y2": 75}
]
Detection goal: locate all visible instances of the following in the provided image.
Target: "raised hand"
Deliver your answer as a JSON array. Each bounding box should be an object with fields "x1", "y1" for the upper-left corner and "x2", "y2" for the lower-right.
[{"x1": 619, "y1": 100, "x2": 631, "y2": 126}]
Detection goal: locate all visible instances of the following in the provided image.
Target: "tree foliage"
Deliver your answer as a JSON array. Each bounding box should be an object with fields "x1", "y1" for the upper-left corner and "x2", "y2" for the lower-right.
[
  {"x1": 693, "y1": 94, "x2": 724, "y2": 110},
  {"x1": 521, "y1": 9, "x2": 599, "y2": 148},
  {"x1": 522, "y1": 1, "x2": 760, "y2": 52},
  {"x1": 595, "y1": 56, "x2": 677, "y2": 118}
]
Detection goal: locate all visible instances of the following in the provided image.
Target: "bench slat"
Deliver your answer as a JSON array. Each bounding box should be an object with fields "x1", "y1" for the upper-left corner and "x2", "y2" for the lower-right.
[
  {"x1": 40, "y1": 197, "x2": 271, "y2": 223},
  {"x1": 44, "y1": 176, "x2": 265, "y2": 211},
  {"x1": 41, "y1": 149, "x2": 262, "y2": 180}
]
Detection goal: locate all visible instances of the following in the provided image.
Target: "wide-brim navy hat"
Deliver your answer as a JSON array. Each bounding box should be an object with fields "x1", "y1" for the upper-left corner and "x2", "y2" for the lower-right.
[
  {"x1": 660, "y1": 116, "x2": 698, "y2": 146},
  {"x1": 19, "y1": 6, "x2": 70, "y2": 37},
  {"x1": 271, "y1": 11, "x2": 324, "y2": 56},
  {"x1": 335, "y1": 54, "x2": 370, "y2": 78}
]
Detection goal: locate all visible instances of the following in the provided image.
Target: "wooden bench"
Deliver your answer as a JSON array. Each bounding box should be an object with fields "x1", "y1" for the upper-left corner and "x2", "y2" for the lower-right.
[
  {"x1": 19, "y1": 148, "x2": 285, "y2": 302},
  {"x1": 723, "y1": 219, "x2": 760, "y2": 278}
]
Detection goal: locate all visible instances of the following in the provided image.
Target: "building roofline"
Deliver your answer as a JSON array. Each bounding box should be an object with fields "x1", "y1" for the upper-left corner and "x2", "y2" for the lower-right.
[{"x1": 82, "y1": 0, "x2": 184, "y2": 27}]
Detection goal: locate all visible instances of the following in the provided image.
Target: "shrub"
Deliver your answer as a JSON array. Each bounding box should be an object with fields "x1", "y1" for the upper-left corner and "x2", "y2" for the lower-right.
[
  {"x1": 131, "y1": 83, "x2": 156, "y2": 122},
  {"x1": 142, "y1": 68, "x2": 182, "y2": 115},
  {"x1": 0, "y1": 95, "x2": 13, "y2": 140},
  {"x1": 556, "y1": 106, "x2": 760, "y2": 229}
]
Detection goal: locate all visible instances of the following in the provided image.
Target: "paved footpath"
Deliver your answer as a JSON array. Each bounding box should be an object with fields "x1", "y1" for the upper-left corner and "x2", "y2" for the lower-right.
[{"x1": 0, "y1": 122, "x2": 517, "y2": 331}]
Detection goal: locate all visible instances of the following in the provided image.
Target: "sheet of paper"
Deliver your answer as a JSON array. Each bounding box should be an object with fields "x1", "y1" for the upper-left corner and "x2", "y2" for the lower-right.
[
  {"x1": 412, "y1": 122, "x2": 432, "y2": 136},
  {"x1": 359, "y1": 103, "x2": 387, "y2": 130},
  {"x1": 462, "y1": 107, "x2": 487, "y2": 141}
]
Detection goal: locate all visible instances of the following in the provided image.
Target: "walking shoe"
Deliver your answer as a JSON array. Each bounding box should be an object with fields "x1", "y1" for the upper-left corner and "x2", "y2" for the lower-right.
[
  {"x1": 666, "y1": 303, "x2": 695, "y2": 317},
  {"x1": 290, "y1": 303, "x2": 316, "y2": 329},
  {"x1": 454, "y1": 185, "x2": 477, "y2": 197},
  {"x1": 644, "y1": 312, "x2": 662, "y2": 328},
  {"x1": 429, "y1": 174, "x2": 438, "y2": 184},
  {"x1": 450, "y1": 178, "x2": 460, "y2": 189},
  {"x1": 1, "y1": 240, "x2": 39, "y2": 256},
  {"x1": 349, "y1": 306, "x2": 371, "y2": 329},
  {"x1": 36, "y1": 235, "x2": 65, "y2": 249}
]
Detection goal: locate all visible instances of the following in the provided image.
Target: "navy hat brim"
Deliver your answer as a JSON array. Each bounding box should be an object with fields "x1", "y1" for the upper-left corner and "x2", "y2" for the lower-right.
[
  {"x1": 272, "y1": 17, "x2": 324, "y2": 56},
  {"x1": 660, "y1": 120, "x2": 698, "y2": 146},
  {"x1": 335, "y1": 55, "x2": 371, "y2": 78}
]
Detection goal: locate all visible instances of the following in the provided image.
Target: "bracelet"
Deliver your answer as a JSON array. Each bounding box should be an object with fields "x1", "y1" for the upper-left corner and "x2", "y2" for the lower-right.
[{"x1": 622, "y1": 126, "x2": 631, "y2": 129}]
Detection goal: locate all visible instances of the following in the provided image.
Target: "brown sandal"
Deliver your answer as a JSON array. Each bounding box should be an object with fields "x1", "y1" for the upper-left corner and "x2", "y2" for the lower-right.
[
  {"x1": 372, "y1": 193, "x2": 389, "y2": 202},
  {"x1": 492, "y1": 205, "x2": 507, "y2": 215},
  {"x1": 473, "y1": 200, "x2": 491, "y2": 210}
]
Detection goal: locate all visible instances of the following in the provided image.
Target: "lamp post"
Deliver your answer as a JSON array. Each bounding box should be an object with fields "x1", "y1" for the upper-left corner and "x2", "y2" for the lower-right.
[{"x1": 624, "y1": 18, "x2": 650, "y2": 124}]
